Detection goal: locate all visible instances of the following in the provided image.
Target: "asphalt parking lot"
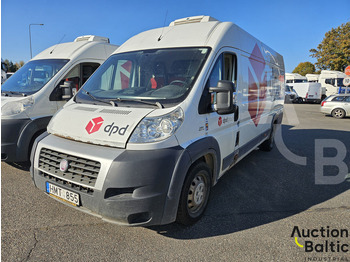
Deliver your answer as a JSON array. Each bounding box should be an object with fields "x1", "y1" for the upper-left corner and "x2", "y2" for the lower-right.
[{"x1": 1, "y1": 104, "x2": 350, "y2": 262}]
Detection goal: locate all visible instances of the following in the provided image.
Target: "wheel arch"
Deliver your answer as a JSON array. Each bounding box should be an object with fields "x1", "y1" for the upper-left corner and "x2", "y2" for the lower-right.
[
  {"x1": 160, "y1": 136, "x2": 221, "y2": 224},
  {"x1": 16, "y1": 116, "x2": 52, "y2": 162}
]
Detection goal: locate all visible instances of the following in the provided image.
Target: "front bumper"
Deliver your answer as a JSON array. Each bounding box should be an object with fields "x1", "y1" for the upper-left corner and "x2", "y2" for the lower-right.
[
  {"x1": 1, "y1": 118, "x2": 31, "y2": 161},
  {"x1": 31, "y1": 134, "x2": 187, "y2": 226}
]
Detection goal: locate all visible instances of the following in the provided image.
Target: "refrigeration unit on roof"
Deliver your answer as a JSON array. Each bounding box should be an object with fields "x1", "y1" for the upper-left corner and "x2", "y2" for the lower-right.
[
  {"x1": 74, "y1": 35, "x2": 110, "y2": 43},
  {"x1": 169, "y1": 15, "x2": 218, "y2": 26}
]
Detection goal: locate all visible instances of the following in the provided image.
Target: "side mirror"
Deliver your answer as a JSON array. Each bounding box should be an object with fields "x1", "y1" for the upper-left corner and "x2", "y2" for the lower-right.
[
  {"x1": 60, "y1": 81, "x2": 74, "y2": 100},
  {"x1": 209, "y1": 80, "x2": 237, "y2": 115}
]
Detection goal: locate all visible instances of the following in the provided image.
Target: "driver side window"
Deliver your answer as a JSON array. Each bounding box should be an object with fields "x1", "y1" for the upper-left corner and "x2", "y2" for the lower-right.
[
  {"x1": 198, "y1": 53, "x2": 237, "y2": 114},
  {"x1": 49, "y1": 63, "x2": 100, "y2": 101}
]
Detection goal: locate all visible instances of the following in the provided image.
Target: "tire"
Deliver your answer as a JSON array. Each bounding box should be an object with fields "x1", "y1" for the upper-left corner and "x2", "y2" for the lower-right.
[
  {"x1": 176, "y1": 162, "x2": 212, "y2": 226},
  {"x1": 260, "y1": 121, "x2": 277, "y2": 152},
  {"x1": 331, "y1": 108, "x2": 346, "y2": 119},
  {"x1": 295, "y1": 97, "x2": 303, "y2": 104}
]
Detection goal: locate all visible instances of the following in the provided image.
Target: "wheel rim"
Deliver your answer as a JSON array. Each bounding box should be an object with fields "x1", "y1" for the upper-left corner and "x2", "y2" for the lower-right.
[
  {"x1": 334, "y1": 109, "x2": 343, "y2": 117},
  {"x1": 187, "y1": 173, "x2": 208, "y2": 214}
]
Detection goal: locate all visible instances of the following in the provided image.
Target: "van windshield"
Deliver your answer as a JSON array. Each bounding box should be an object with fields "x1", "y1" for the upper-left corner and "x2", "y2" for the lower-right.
[
  {"x1": 75, "y1": 47, "x2": 210, "y2": 107},
  {"x1": 1, "y1": 59, "x2": 69, "y2": 96}
]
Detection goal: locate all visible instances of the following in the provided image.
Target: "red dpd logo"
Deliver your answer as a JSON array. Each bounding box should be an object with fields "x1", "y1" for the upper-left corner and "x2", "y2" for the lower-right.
[{"x1": 86, "y1": 117, "x2": 104, "y2": 134}]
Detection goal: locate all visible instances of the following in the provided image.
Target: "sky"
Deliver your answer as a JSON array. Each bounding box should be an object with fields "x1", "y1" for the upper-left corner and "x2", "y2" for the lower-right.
[{"x1": 1, "y1": 0, "x2": 349, "y2": 73}]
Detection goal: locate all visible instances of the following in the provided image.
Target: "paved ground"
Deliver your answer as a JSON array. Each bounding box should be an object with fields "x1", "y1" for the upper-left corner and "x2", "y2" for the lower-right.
[{"x1": 2, "y1": 104, "x2": 350, "y2": 262}]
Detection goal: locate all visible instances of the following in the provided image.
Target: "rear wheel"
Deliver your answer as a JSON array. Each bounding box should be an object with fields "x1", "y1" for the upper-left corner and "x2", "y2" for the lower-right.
[
  {"x1": 331, "y1": 108, "x2": 345, "y2": 119},
  {"x1": 176, "y1": 162, "x2": 212, "y2": 225}
]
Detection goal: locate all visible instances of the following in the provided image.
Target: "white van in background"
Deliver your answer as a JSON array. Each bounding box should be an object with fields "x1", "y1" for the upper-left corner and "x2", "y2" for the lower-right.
[
  {"x1": 31, "y1": 16, "x2": 284, "y2": 226},
  {"x1": 285, "y1": 73, "x2": 307, "y2": 83},
  {"x1": 287, "y1": 82, "x2": 322, "y2": 103},
  {"x1": 1, "y1": 35, "x2": 119, "y2": 162},
  {"x1": 306, "y1": 73, "x2": 319, "y2": 83},
  {"x1": 1, "y1": 59, "x2": 8, "y2": 84},
  {"x1": 319, "y1": 70, "x2": 347, "y2": 96}
]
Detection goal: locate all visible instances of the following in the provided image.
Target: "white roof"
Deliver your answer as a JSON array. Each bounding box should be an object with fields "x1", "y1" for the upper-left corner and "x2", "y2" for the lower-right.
[
  {"x1": 320, "y1": 70, "x2": 347, "y2": 78},
  {"x1": 115, "y1": 16, "x2": 283, "y2": 67},
  {"x1": 305, "y1": 73, "x2": 319, "y2": 80},
  {"x1": 285, "y1": 73, "x2": 307, "y2": 80},
  {"x1": 32, "y1": 35, "x2": 119, "y2": 61}
]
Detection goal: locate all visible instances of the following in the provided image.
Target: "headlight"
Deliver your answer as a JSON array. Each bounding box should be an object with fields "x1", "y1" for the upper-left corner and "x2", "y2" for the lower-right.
[
  {"x1": 129, "y1": 107, "x2": 184, "y2": 143},
  {"x1": 1, "y1": 97, "x2": 34, "y2": 116}
]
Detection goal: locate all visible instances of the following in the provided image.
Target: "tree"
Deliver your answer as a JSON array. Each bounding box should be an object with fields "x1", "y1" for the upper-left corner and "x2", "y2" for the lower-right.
[
  {"x1": 292, "y1": 62, "x2": 315, "y2": 76},
  {"x1": 15, "y1": 61, "x2": 25, "y2": 70},
  {"x1": 310, "y1": 22, "x2": 350, "y2": 71},
  {"x1": 2, "y1": 59, "x2": 25, "y2": 72}
]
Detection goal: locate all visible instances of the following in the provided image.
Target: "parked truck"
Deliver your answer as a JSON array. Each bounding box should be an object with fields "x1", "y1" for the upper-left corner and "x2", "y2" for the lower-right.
[
  {"x1": 1, "y1": 35, "x2": 119, "y2": 162},
  {"x1": 319, "y1": 70, "x2": 347, "y2": 96},
  {"x1": 30, "y1": 16, "x2": 284, "y2": 226},
  {"x1": 306, "y1": 73, "x2": 319, "y2": 83},
  {"x1": 285, "y1": 73, "x2": 307, "y2": 83}
]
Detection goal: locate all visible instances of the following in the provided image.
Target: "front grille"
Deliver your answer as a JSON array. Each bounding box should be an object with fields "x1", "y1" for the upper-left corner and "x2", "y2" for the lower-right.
[{"x1": 38, "y1": 148, "x2": 101, "y2": 188}]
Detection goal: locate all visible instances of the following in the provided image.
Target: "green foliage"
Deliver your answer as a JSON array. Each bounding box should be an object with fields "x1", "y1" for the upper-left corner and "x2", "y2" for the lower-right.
[
  {"x1": 2, "y1": 59, "x2": 25, "y2": 72},
  {"x1": 310, "y1": 22, "x2": 350, "y2": 71},
  {"x1": 292, "y1": 62, "x2": 315, "y2": 76}
]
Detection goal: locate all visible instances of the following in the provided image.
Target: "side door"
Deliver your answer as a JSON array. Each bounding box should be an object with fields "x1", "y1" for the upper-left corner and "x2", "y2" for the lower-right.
[
  {"x1": 50, "y1": 62, "x2": 100, "y2": 110},
  {"x1": 198, "y1": 51, "x2": 239, "y2": 175}
]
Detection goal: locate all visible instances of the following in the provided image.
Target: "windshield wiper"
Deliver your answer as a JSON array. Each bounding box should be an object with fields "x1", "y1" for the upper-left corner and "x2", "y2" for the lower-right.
[
  {"x1": 111, "y1": 98, "x2": 164, "y2": 109},
  {"x1": 81, "y1": 89, "x2": 116, "y2": 107},
  {"x1": 2, "y1": 91, "x2": 27, "y2": 97}
]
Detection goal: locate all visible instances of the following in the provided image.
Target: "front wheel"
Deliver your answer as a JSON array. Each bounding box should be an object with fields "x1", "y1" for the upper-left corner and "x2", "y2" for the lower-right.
[{"x1": 176, "y1": 162, "x2": 212, "y2": 226}]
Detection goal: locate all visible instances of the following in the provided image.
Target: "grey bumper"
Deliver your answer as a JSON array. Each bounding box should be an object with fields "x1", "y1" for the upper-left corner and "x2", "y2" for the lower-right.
[{"x1": 32, "y1": 135, "x2": 191, "y2": 226}]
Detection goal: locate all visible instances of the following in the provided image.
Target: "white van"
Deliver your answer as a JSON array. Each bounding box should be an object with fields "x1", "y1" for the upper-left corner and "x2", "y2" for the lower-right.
[
  {"x1": 285, "y1": 73, "x2": 307, "y2": 83},
  {"x1": 287, "y1": 82, "x2": 323, "y2": 103},
  {"x1": 31, "y1": 16, "x2": 284, "y2": 226},
  {"x1": 1, "y1": 59, "x2": 8, "y2": 84},
  {"x1": 1, "y1": 35, "x2": 118, "y2": 162},
  {"x1": 319, "y1": 70, "x2": 347, "y2": 96},
  {"x1": 306, "y1": 73, "x2": 319, "y2": 83}
]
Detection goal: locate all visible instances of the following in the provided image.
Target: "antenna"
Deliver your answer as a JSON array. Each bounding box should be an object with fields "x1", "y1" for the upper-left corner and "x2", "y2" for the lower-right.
[
  {"x1": 50, "y1": 34, "x2": 66, "y2": 54},
  {"x1": 158, "y1": 10, "x2": 168, "y2": 41}
]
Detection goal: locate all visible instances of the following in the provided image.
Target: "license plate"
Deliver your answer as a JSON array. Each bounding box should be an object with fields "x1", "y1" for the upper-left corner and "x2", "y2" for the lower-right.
[
  {"x1": 46, "y1": 182, "x2": 80, "y2": 206},
  {"x1": 308, "y1": 95, "x2": 314, "y2": 97}
]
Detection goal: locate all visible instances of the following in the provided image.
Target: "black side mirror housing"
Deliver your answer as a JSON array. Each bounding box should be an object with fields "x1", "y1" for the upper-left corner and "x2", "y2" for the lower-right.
[
  {"x1": 60, "y1": 81, "x2": 75, "y2": 100},
  {"x1": 209, "y1": 80, "x2": 237, "y2": 115}
]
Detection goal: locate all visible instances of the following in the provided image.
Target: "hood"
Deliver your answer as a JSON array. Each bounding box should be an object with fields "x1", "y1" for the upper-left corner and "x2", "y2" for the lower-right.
[
  {"x1": 47, "y1": 103, "x2": 154, "y2": 148},
  {"x1": 1, "y1": 96, "x2": 27, "y2": 106}
]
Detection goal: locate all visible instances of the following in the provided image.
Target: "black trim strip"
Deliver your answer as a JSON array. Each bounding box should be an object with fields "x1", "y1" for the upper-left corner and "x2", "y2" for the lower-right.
[{"x1": 222, "y1": 128, "x2": 270, "y2": 170}]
